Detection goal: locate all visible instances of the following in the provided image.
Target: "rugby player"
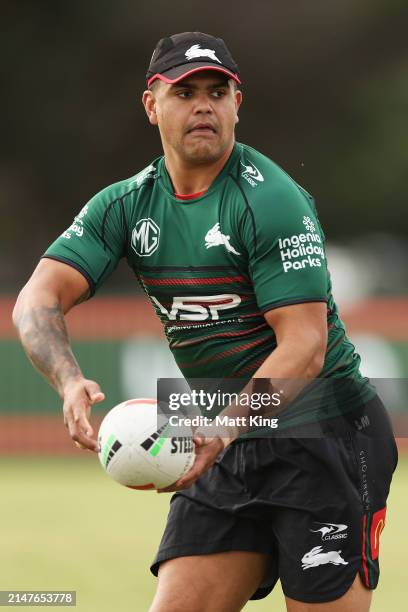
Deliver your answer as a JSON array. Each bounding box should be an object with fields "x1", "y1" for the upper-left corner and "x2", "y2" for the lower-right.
[{"x1": 13, "y1": 32, "x2": 398, "y2": 611}]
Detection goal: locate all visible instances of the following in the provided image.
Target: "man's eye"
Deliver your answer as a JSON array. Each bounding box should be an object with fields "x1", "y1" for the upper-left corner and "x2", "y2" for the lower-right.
[
  {"x1": 177, "y1": 91, "x2": 191, "y2": 98},
  {"x1": 212, "y1": 90, "x2": 226, "y2": 98}
]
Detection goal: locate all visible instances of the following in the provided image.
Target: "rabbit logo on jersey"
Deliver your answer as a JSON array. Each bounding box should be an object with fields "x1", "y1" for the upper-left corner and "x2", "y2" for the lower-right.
[
  {"x1": 279, "y1": 216, "x2": 325, "y2": 273},
  {"x1": 205, "y1": 223, "x2": 241, "y2": 256}
]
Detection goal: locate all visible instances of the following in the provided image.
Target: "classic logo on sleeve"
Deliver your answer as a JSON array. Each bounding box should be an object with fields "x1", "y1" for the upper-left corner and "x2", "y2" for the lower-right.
[
  {"x1": 129, "y1": 164, "x2": 157, "y2": 187},
  {"x1": 131, "y1": 218, "x2": 160, "y2": 256},
  {"x1": 241, "y1": 161, "x2": 264, "y2": 187},
  {"x1": 62, "y1": 204, "x2": 89, "y2": 239},
  {"x1": 279, "y1": 216, "x2": 325, "y2": 273}
]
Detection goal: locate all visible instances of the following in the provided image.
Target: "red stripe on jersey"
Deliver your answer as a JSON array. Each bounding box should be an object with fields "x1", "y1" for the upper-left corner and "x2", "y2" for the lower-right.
[
  {"x1": 173, "y1": 323, "x2": 270, "y2": 347},
  {"x1": 232, "y1": 357, "x2": 266, "y2": 377},
  {"x1": 142, "y1": 276, "x2": 246, "y2": 286},
  {"x1": 179, "y1": 336, "x2": 270, "y2": 369}
]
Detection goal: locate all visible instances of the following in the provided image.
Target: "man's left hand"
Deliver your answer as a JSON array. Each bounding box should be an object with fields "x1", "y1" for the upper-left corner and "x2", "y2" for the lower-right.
[{"x1": 157, "y1": 434, "x2": 225, "y2": 493}]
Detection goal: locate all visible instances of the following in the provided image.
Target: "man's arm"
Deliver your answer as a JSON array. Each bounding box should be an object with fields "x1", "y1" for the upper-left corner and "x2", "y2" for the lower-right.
[
  {"x1": 254, "y1": 300, "x2": 327, "y2": 377},
  {"x1": 205, "y1": 301, "x2": 328, "y2": 440},
  {"x1": 158, "y1": 301, "x2": 327, "y2": 492},
  {"x1": 12, "y1": 258, "x2": 104, "y2": 452}
]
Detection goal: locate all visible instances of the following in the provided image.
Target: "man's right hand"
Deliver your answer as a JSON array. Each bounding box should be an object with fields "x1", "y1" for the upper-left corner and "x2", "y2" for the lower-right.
[{"x1": 62, "y1": 378, "x2": 105, "y2": 452}]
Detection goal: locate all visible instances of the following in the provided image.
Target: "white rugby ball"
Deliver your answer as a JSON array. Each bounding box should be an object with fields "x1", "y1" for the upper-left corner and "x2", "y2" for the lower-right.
[{"x1": 98, "y1": 398, "x2": 194, "y2": 490}]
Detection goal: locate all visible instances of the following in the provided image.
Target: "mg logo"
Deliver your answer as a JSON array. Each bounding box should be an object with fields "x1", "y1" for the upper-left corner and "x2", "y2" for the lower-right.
[{"x1": 132, "y1": 218, "x2": 160, "y2": 256}]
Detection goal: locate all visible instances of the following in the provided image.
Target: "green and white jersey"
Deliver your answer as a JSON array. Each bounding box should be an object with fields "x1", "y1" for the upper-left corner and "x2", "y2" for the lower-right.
[{"x1": 44, "y1": 142, "x2": 371, "y2": 423}]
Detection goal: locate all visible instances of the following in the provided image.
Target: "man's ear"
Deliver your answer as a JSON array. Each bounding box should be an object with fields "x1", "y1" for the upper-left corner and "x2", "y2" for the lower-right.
[
  {"x1": 234, "y1": 89, "x2": 242, "y2": 125},
  {"x1": 142, "y1": 90, "x2": 158, "y2": 126}
]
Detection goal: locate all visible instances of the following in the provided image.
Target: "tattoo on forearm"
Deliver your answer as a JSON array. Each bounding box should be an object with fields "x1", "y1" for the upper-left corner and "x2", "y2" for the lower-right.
[{"x1": 15, "y1": 303, "x2": 82, "y2": 395}]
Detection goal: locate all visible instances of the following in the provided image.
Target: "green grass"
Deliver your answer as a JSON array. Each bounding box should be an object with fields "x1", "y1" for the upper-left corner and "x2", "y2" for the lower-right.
[{"x1": 2, "y1": 455, "x2": 407, "y2": 611}]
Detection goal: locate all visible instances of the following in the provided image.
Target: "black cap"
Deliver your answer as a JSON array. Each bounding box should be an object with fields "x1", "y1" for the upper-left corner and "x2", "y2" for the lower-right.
[{"x1": 146, "y1": 32, "x2": 241, "y2": 88}]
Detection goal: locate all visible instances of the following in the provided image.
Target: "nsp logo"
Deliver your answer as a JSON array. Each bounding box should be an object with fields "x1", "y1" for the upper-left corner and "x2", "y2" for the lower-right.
[
  {"x1": 132, "y1": 218, "x2": 160, "y2": 256},
  {"x1": 151, "y1": 294, "x2": 241, "y2": 321}
]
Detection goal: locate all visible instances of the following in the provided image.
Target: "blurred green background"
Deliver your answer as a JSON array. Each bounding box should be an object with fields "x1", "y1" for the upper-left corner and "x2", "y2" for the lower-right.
[
  {"x1": 1, "y1": 1, "x2": 407, "y2": 609},
  {"x1": 1, "y1": 0, "x2": 408, "y2": 292}
]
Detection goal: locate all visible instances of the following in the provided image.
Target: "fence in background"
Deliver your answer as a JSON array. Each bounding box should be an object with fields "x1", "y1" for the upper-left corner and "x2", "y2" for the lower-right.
[{"x1": 1, "y1": 297, "x2": 407, "y2": 454}]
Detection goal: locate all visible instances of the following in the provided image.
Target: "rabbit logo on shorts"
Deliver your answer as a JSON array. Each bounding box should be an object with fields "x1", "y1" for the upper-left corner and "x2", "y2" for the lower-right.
[{"x1": 301, "y1": 546, "x2": 348, "y2": 570}]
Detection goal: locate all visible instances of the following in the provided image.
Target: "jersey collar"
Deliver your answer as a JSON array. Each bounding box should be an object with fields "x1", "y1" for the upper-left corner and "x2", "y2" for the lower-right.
[{"x1": 157, "y1": 142, "x2": 242, "y2": 202}]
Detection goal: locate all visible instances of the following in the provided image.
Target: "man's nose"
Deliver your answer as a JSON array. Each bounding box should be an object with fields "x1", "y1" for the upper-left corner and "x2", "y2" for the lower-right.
[{"x1": 193, "y1": 94, "x2": 213, "y2": 113}]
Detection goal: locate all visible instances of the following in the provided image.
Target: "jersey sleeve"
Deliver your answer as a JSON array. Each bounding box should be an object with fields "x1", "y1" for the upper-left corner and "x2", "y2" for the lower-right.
[
  {"x1": 240, "y1": 175, "x2": 328, "y2": 313},
  {"x1": 42, "y1": 186, "x2": 126, "y2": 296}
]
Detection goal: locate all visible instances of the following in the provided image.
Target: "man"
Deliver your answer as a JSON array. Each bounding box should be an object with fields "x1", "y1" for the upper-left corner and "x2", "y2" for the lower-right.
[{"x1": 13, "y1": 32, "x2": 397, "y2": 611}]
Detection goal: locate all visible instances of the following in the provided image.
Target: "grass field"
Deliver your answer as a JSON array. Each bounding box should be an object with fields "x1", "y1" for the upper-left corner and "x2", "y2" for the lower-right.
[{"x1": 2, "y1": 454, "x2": 407, "y2": 611}]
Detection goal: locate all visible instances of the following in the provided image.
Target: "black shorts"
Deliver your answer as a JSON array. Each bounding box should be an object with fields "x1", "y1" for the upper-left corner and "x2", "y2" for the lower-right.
[{"x1": 151, "y1": 395, "x2": 398, "y2": 604}]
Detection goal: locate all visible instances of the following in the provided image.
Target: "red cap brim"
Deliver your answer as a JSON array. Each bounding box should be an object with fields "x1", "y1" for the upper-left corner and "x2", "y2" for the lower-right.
[{"x1": 147, "y1": 64, "x2": 241, "y2": 88}]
